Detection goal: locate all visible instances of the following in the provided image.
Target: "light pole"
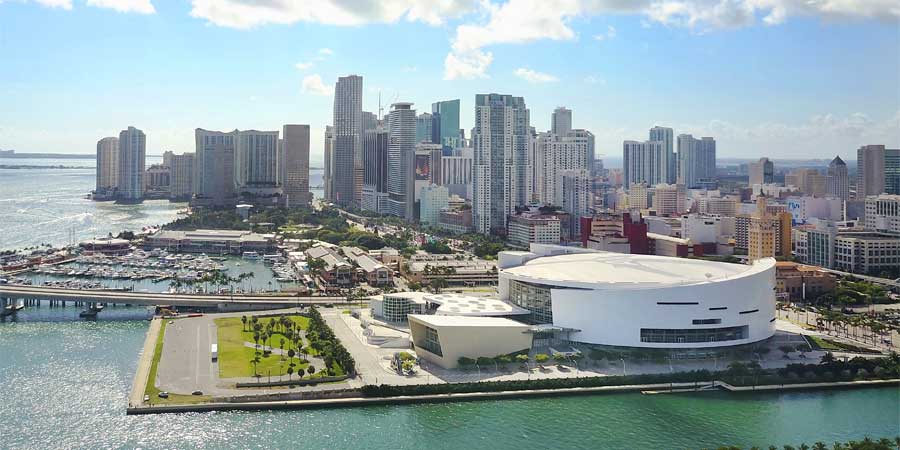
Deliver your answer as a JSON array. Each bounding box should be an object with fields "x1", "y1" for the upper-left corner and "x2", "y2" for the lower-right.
[{"x1": 621, "y1": 358, "x2": 626, "y2": 376}]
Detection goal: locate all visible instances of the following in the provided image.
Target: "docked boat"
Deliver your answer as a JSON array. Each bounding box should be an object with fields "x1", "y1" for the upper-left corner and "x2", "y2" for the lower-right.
[{"x1": 242, "y1": 251, "x2": 260, "y2": 260}]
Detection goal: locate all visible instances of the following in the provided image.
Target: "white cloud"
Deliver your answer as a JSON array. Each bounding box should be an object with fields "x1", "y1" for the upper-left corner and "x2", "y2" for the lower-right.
[
  {"x1": 86, "y1": 0, "x2": 155, "y2": 14},
  {"x1": 593, "y1": 25, "x2": 616, "y2": 41},
  {"x1": 188, "y1": 0, "x2": 475, "y2": 29},
  {"x1": 295, "y1": 61, "x2": 314, "y2": 70},
  {"x1": 301, "y1": 74, "x2": 332, "y2": 96},
  {"x1": 513, "y1": 67, "x2": 558, "y2": 83},
  {"x1": 443, "y1": 0, "x2": 900, "y2": 79},
  {"x1": 31, "y1": 0, "x2": 73, "y2": 9},
  {"x1": 318, "y1": 47, "x2": 334, "y2": 56}
]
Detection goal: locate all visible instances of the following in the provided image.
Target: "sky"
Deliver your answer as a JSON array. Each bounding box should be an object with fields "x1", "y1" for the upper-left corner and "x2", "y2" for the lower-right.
[{"x1": 1, "y1": 0, "x2": 899, "y2": 166}]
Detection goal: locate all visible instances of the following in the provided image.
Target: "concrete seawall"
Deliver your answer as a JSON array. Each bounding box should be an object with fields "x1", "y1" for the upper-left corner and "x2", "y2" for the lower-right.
[
  {"x1": 125, "y1": 378, "x2": 900, "y2": 415},
  {"x1": 128, "y1": 317, "x2": 161, "y2": 408}
]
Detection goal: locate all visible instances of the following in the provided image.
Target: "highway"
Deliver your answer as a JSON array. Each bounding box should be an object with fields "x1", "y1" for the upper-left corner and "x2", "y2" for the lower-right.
[{"x1": 0, "y1": 284, "x2": 349, "y2": 308}]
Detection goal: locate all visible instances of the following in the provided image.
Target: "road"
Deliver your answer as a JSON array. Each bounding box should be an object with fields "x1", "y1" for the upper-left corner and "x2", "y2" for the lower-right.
[{"x1": 0, "y1": 284, "x2": 348, "y2": 308}]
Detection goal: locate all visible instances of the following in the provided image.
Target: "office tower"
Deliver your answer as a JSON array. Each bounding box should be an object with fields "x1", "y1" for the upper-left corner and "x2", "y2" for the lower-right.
[
  {"x1": 857, "y1": 144, "x2": 900, "y2": 196},
  {"x1": 432, "y1": 99, "x2": 461, "y2": 150},
  {"x1": 331, "y1": 74, "x2": 363, "y2": 206},
  {"x1": 419, "y1": 184, "x2": 449, "y2": 226},
  {"x1": 440, "y1": 147, "x2": 473, "y2": 200},
  {"x1": 698, "y1": 137, "x2": 717, "y2": 183},
  {"x1": 534, "y1": 130, "x2": 593, "y2": 206},
  {"x1": 362, "y1": 111, "x2": 377, "y2": 133},
  {"x1": 749, "y1": 157, "x2": 774, "y2": 186},
  {"x1": 194, "y1": 128, "x2": 237, "y2": 206},
  {"x1": 386, "y1": 102, "x2": 417, "y2": 220},
  {"x1": 234, "y1": 130, "x2": 279, "y2": 191},
  {"x1": 865, "y1": 194, "x2": 900, "y2": 235},
  {"x1": 362, "y1": 125, "x2": 389, "y2": 213},
  {"x1": 623, "y1": 140, "x2": 667, "y2": 188},
  {"x1": 649, "y1": 126, "x2": 675, "y2": 183},
  {"x1": 282, "y1": 124, "x2": 311, "y2": 206},
  {"x1": 551, "y1": 107, "x2": 572, "y2": 135},
  {"x1": 556, "y1": 169, "x2": 591, "y2": 236},
  {"x1": 323, "y1": 126, "x2": 334, "y2": 201},
  {"x1": 785, "y1": 168, "x2": 826, "y2": 197},
  {"x1": 116, "y1": 126, "x2": 146, "y2": 202},
  {"x1": 826, "y1": 156, "x2": 849, "y2": 200},
  {"x1": 416, "y1": 112, "x2": 434, "y2": 143},
  {"x1": 415, "y1": 143, "x2": 443, "y2": 221},
  {"x1": 626, "y1": 182, "x2": 650, "y2": 209},
  {"x1": 473, "y1": 93, "x2": 530, "y2": 235},
  {"x1": 676, "y1": 134, "x2": 715, "y2": 188},
  {"x1": 651, "y1": 183, "x2": 686, "y2": 216},
  {"x1": 169, "y1": 152, "x2": 194, "y2": 200},
  {"x1": 96, "y1": 137, "x2": 118, "y2": 193}
]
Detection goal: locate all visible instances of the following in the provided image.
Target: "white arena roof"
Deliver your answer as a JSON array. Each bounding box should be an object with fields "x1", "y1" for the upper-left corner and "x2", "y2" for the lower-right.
[
  {"x1": 425, "y1": 293, "x2": 530, "y2": 317},
  {"x1": 502, "y1": 252, "x2": 774, "y2": 290}
]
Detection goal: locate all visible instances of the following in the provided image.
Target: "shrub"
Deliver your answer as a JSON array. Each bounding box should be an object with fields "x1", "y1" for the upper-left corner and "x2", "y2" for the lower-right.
[{"x1": 534, "y1": 353, "x2": 550, "y2": 363}]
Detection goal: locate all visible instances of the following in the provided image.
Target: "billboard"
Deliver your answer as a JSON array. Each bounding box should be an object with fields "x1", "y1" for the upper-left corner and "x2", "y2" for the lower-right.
[{"x1": 415, "y1": 154, "x2": 431, "y2": 181}]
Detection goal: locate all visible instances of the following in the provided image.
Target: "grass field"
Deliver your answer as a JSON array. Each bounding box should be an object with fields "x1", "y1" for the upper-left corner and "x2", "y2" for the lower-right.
[
  {"x1": 144, "y1": 319, "x2": 211, "y2": 405},
  {"x1": 214, "y1": 315, "x2": 314, "y2": 379}
]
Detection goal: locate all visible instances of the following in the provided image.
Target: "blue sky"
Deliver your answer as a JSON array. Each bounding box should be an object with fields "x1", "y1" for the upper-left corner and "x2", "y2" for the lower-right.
[{"x1": 1, "y1": 0, "x2": 898, "y2": 165}]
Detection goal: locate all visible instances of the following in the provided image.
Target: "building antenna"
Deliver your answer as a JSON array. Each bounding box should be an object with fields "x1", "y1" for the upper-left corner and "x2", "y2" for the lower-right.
[{"x1": 378, "y1": 91, "x2": 383, "y2": 120}]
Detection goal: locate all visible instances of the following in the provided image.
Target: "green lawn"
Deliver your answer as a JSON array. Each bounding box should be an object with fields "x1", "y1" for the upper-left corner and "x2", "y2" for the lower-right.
[
  {"x1": 807, "y1": 335, "x2": 843, "y2": 351},
  {"x1": 144, "y1": 319, "x2": 211, "y2": 405},
  {"x1": 214, "y1": 315, "x2": 315, "y2": 379}
]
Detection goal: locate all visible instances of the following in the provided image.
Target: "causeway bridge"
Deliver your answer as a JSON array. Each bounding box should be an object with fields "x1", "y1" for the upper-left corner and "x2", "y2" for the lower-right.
[{"x1": 0, "y1": 284, "x2": 352, "y2": 315}]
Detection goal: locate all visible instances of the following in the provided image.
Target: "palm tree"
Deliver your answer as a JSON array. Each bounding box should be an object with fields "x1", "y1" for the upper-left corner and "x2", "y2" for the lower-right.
[
  {"x1": 307, "y1": 365, "x2": 315, "y2": 376},
  {"x1": 287, "y1": 366, "x2": 294, "y2": 380},
  {"x1": 241, "y1": 315, "x2": 247, "y2": 332},
  {"x1": 251, "y1": 355, "x2": 260, "y2": 376}
]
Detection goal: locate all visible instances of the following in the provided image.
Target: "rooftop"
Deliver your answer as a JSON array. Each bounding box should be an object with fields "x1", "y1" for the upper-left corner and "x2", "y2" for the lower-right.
[
  {"x1": 408, "y1": 314, "x2": 530, "y2": 328},
  {"x1": 426, "y1": 293, "x2": 530, "y2": 316},
  {"x1": 502, "y1": 252, "x2": 773, "y2": 289}
]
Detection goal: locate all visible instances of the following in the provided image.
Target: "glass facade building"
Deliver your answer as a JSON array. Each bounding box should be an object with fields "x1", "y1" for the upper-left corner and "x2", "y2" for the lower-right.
[
  {"x1": 508, "y1": 280, "x2": 553, "y2": 324},
  {"x1": 640, "y1": 326, "x2": 747, "y2": 344}
]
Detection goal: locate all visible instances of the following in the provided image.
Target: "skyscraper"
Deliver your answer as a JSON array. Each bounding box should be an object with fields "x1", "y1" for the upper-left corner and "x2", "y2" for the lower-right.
[
  {"x1": 386, "y1": 102, "x2": 417, "y2": 220},
  {"x1": 116, "y1": 126, "x2": 146, "y2": 202},
  {"x1": 432, "y1": 99, "x2": 461, "y2": 150},
  {"x1": 331, "y1": 75, "x2": 363, "y2": 206},
  {"x1": 362, "y1": 125, "x2": 389, "y2": 213},
  {"x1": 96, "y1": 137, "x2": 118, "y2": 194},
  {"x1": 551, "y1": 107, "x2": 572, "y2": 135},
  {"x1": 415, "y1": 112, "x2": 434, "y2": 143},
  {"x1": 623, "y1": 140, "x2": 667, "y2": 188},
  {"x1": 556, "y1": 169, "x2": 591, "y2": 236},
  {"x1": 649, "y1": 126, "x2": 675, "y2": 183},
  {"x1": 282, "y1": 124, "x2": 311, "y2": 206},
  {"x1": 534, "y1": 128, "x2": 593, "y2": 206},
  {"x1": 749, "y1": 157, "x2": 774, "y2": 186},
  {"x1": 826, "y1": 156, "x2": 850, "y2": 200},
  {"x1": 676, "y1": 134, "x2": 716, "y2": 188},
  {"x1": 235, "y1": 130, "x2": 279, "y2": 191},
  {"x1": 169, "y1": 152, "x2": 194, "y2": 200},
  {"x1": 473, "y1": 93, "x2": 530, "y2": 235},
  {"x1": 857, "y1": 145, "x2": 900, "y2": 197},
  {"x1": 323, "y1": 126, "x2": 334, "y2": 202},
  {"x1": 194, "y1": 128, "x2": 237, "y2": 206}
]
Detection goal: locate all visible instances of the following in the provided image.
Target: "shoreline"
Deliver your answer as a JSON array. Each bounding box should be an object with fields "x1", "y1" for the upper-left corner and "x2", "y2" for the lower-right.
[{"x1": 126, "y1": 378, "x2": 900, "y2": 415}]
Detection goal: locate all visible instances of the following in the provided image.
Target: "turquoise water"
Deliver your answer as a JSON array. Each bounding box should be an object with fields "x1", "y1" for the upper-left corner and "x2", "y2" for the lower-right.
[
  {"x1": 0, "y1": 162, "x2": 324, "y2": 249},
  {"x1": 0, "y1": 311, "x2": 898, "y2": 450}
]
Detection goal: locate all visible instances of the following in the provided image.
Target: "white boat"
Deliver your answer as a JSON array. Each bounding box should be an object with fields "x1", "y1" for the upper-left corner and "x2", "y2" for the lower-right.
[{"x1": 242, "y1": 252, "x2": 260, "y2": 260}]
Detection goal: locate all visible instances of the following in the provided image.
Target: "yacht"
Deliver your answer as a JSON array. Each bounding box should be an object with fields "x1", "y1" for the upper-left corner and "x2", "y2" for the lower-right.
[{"x1": 242, "y1": 251, "x2": 260, "y2": 260}]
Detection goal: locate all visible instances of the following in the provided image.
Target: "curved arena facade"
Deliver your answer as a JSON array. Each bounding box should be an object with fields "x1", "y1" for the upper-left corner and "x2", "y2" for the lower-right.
[{"x1": 497, "y1": 246, "x2": 777, "y2": 349}]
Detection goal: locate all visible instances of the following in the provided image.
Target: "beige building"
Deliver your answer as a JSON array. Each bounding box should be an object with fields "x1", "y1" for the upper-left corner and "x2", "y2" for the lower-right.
[
  {"x1": 169, "y1": 152, "x2": 194, "y2": 200},
  {"x1": 748, "y1": 197, "x2": 792, "y2": 260},
  {"x1": 409, "y1": 314, "x2": 532, "y2": 369},
  {"x1": 96, "y1": 137, "x2": 119, "y2": 193},
  {"x1": 652, "y1": 183, "x2": 686, "y2": 216}
]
